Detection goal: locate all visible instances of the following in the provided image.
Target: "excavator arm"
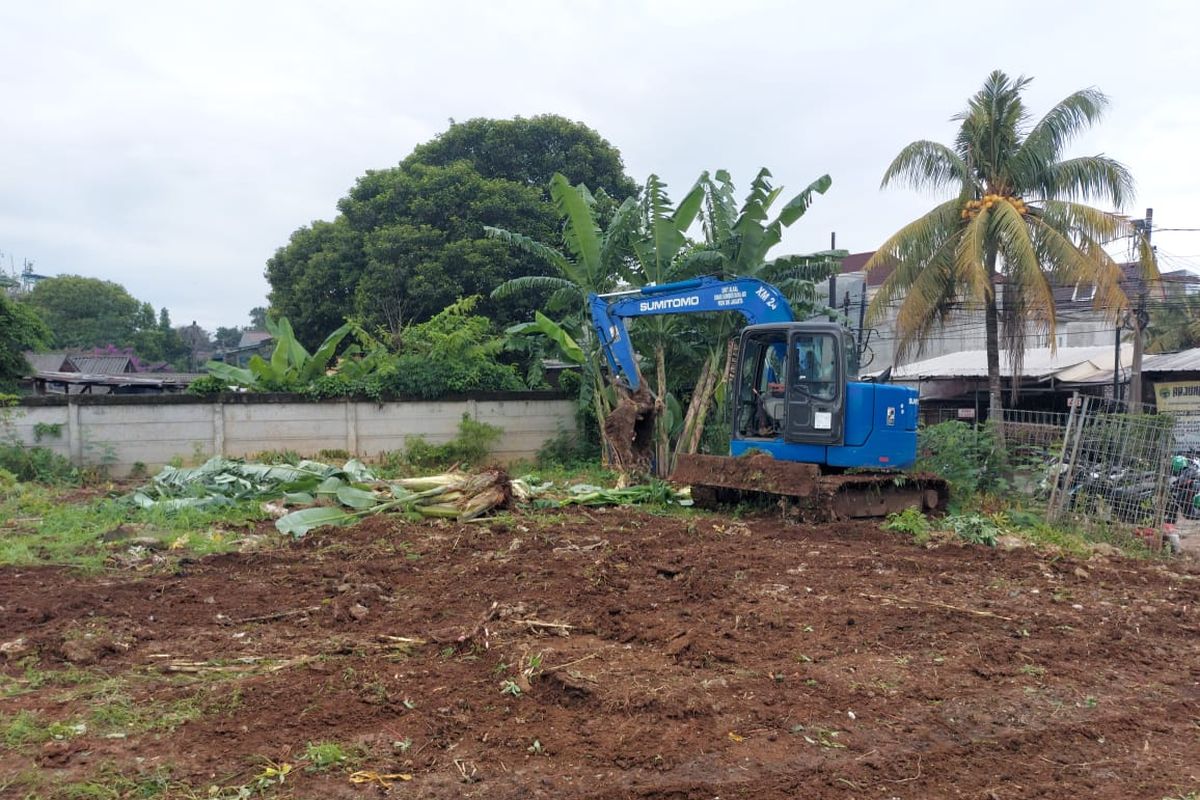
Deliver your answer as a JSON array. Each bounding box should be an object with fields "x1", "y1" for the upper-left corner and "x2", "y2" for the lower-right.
[{"x1": 588, "y1": 276, "x2": 795, "y2": 392}]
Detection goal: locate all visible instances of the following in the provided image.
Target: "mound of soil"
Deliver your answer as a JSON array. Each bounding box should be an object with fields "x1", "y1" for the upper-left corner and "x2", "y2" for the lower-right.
[{"x1": 2, "y1": 509, "x2": 1198, "y2": 798}]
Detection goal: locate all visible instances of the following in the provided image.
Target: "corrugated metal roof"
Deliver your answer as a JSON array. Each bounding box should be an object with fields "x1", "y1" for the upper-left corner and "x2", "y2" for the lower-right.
[
  {"x1": 69, "y1": 355, "x2": 134, "y2": 374},
  {"x1": 34, "y1": 371, "x2": 201, "y2": 386},
  {"x1": 885, "y1": 345, "x2": 1133, "y2": 381},
  {"x1": 1143, "y1": 348, "x2": 1200, "y2": 373},
  {"x1": 23, "y1": 352, "x2": 74, "y2": 373}
]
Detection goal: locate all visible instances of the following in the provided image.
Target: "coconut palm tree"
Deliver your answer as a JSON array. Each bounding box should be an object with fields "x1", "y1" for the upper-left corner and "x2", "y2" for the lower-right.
[
  {"x1": 867, "y1": 71, "x2": 1155, "y2": 423},
  {"x1": 1147, "y1": 291, "x2": 1200, "y2": 354}
]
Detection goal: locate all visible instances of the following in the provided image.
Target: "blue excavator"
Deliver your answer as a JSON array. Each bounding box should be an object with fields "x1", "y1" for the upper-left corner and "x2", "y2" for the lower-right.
[{"x1": 589, "y1": 275, "x2": 947, "y2": 519}]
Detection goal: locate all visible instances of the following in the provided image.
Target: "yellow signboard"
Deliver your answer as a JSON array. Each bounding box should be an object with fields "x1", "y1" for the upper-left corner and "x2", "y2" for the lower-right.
[{"x1": 1155, "y1": 381, "x2": 1200, "y2": 412}]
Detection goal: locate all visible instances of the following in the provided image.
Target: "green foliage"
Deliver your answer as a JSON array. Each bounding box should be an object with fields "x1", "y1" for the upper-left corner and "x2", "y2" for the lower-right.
[
  {"x1": 507, "y1": 312, "x2": 585, "y2": 365},
  {"x1": 408, "y1": 115, "x2": 638, "y2": 201},
  {"x1": 0, "y1": 467, "x2": 16, "y2": 494},
  {"x1": 944, "y1": 513, "x2": 1000, "y2": 547},
  {"x1": 0, "y1": 294, "x2": 52, "y2": 389},
  {"x1": 204, "y1": 316, "x2": 352, "y2": 391},
  {"x1": 917, "y1": 421, "x2": 1007, "y2": 497},
  {"x1": 213, "y1": 325, "x2": 243, "y2": 350},
  {"x1": 186, "y1": 375, "x2": 229, "y2": 396},
  {"x1": 882, "y1": 507, "x2": 932, "y2": 543},
  {"x1": 0, "y1": 443, "x2": 79, "y2": 484},
  {"x1": 32, "y1": 422, "x2": 62, "y2": 442},
  {"x1": 25, "y1": 275, "x2": 141, "y2": 349},
  {"x1": 404, "y1": 414, "x2": 503, "y2": 469},
  {"x1": 266, "y1": 116, "x2": 635, "y2": 347},
  {"x1": 536, "y1": 426, "x2": 600, "y2": 469},
  {"x1": 208, "y1": 304, "x2": 526, "y2": 400},
  {"x1": 22, "y1": 276, "x2": 189, "y2": 364},
  {"x1": 303, "y1": 741, "x2": 350, "y2": 772}
]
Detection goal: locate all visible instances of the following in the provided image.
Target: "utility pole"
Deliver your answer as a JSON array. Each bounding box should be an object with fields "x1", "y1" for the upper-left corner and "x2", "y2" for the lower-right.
[
  {"x1": 827, "y1": 232, "x2": 837, "y2": 315},
  {"x1": 1129, "y1": 208, "x2": 1153, "y2": 411},
  {"x1": 1113, "y1": 320, "x2": 1122, "y2": 403}
]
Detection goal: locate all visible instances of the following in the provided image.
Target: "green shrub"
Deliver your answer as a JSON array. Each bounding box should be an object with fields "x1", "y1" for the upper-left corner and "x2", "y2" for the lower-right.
[
  {"x1": 0, "y1": 444, "x2": 79, "y2": 485},
  {"x1": 404, "y1": 414, "x2": 503, "y2": 469},
  {"x1": 917, "y1": 421, "x2": 1007, "y2": 497},
  {"x1": 944, "y1": 513, "x2": 1000, "y2": 547},
  {"x1": 536, "y1": 426, "x2": 600, "y2": 468},
  {"x1": 186, "y1": 375, "x2": 229, "y2": 396},
  {"x1": 305, "y1": 357, "x2": 525, "y2": 401},
  {"x1": 882, "y1": 507, "x2": 932, "y2": 544}
]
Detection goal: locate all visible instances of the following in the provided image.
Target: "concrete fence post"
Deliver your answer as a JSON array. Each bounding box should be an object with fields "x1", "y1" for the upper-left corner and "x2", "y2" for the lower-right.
[
  {"x1": 67, "y1": 399, "x2": 83, "y2": 463},
  {"x1": 213, "y1": 402, "x2": 226, "y2": 457},
  {"x1": 345, "y1": 401, "x2": 359, "y2": 456}
]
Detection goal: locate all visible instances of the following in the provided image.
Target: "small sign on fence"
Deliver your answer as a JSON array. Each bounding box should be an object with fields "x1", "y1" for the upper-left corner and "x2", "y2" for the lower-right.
[{"x1": 957, "y1": 408, "x2": 976, "y2": 419}]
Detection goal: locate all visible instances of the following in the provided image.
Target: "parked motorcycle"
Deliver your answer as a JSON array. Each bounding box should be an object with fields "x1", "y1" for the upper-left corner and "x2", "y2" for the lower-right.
[
  {"x1": 1067, "y1": 463, "x2": 1161, "y2": 524},
  {"x1": 1168, "y1": 455, "x2": 1200, "y2": 521}
]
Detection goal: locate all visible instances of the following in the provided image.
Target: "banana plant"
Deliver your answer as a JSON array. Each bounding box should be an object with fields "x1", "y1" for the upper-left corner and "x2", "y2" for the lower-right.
[
  {"x1": 673, "y1": 169, "x2": 843, "y2": 460},
  {"x1": 487, "y1": 174, "x2": 640, "y2": 463},
  {"x1": 204, "y1": 316, "x2": 352, "y2": 390}
]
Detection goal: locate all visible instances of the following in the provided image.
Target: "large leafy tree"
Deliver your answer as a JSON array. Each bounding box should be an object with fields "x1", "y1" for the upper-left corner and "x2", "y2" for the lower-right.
[
  {"x1": 1147, "y1": 292, "x2": 1200, "y2": 354},
  {"x1": 406, "y1": 115, "x2": 638, "y2": 200},
  {"x1": 867, "y1": 71, "x2": 1153, "y2": 421},
  {"x1": 214, "y1": 326, "x2": 243, "y2": 350},
  {"x1": 23, "y1": 276, "x2": 187, "y2": 364},
  {"x1": 0, "y1": 294, "x2": 52, "y2": 389},
  {"x1": 26, "y1": 275, "x2": 143, "y2": 349},
  {"x1": 266, "y1": 116, "x2": 636, "y2": 347}
]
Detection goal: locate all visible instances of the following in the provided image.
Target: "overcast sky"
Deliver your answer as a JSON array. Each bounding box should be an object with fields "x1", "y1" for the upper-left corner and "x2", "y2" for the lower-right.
[{"x1": 3, "y1": 0, "x2": 1198, "y2": 331}]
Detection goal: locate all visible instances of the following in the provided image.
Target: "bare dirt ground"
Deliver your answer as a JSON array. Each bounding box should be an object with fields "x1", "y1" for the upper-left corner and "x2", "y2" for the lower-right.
[{"x1": 2, "y1": 507, "x2": 1199, "y2": 799}]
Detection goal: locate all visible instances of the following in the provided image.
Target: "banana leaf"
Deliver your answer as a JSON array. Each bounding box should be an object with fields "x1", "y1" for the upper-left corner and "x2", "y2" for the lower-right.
[{"x1": 274, "y1": 506, "x2": 358, "y2": 537}]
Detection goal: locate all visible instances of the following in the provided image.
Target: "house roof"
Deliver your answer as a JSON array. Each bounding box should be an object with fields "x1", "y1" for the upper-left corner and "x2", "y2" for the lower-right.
[
  {"x1": 1142, "y1": 348, "x2": 1200, "y2": 373},
  {"x1": 883, "y1": 344, "x2": 1133, "y2": 382},
  {"x1": 840, "y1": 252, "x2": 891, "y2": 286},
  {"x1": 33, "y1": 371, "x2": 203, "y2": 388},
  {"x1": 237, "y1": 331, "x2": 272, "y2": 349},
  {"x1": 23, "y1": 352, "x2": 75, "y2": 373},
  {"x1": 69, "y1": 355, "x2": 135, "y2": 375}
]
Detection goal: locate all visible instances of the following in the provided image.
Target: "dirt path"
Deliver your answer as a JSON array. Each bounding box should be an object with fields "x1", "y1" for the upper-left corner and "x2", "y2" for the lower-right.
[{"x1": 2, "y1": 508, "x2": 1198, "y2": 799}]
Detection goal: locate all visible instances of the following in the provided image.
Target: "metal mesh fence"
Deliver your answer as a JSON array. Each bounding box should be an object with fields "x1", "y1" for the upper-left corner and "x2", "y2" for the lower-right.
[
  {"x1": 998, "y1": 409, "x2": 1070, "y2": 500},
  {"x1": 1045, "y1": 395, "x2": 1180, "y2": 543}
]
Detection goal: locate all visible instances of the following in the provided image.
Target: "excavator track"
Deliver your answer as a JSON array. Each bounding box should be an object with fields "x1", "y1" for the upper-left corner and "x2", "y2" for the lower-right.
[{"x1": 672, "y1": 452, "x2": 948, "y2": 522}]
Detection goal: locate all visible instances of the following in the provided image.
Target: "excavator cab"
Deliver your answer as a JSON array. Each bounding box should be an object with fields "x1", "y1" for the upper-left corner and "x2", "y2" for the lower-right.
[{"x1": 736, "y1": 322, "x2": 850, "y2": 447}]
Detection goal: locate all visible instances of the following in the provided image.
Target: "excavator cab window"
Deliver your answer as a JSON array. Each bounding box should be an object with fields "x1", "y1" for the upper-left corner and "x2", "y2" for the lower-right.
[
  {"x1": 735, "y1": 330, "x2": 788, "y2": 439},
  {"x1": 784, "y1": 328, "x2": 845, "y2": 446},
  {"x1": 790, "y1": 334, "x2": 837, "y2": 401}
]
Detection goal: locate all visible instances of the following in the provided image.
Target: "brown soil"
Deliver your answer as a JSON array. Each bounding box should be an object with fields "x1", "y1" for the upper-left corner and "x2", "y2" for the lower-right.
[{"x1": 2, "y1": 509, "x2": 1199, "y2": 798}]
